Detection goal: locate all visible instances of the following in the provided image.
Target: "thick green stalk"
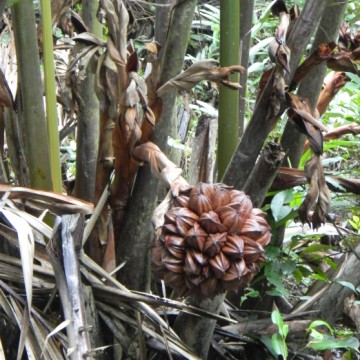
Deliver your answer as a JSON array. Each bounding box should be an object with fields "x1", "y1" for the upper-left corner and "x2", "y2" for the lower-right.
[
  {"x1": 12, "y1": 0, "x2": 53, "y2": 190},
  {"x1": 218, "y1": 0, "x2": 240, "y2": 180},
  {"x1": 40, "y1": 0, "x2": 62, "y2": 193}
]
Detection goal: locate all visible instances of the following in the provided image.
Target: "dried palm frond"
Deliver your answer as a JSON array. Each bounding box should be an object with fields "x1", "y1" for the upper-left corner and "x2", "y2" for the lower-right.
[
  {"x1": 286, "y1": 93, "x2": 331, "y2": 228},
  {"x1": 0, "y1": 185, "x2": 94, "y2": 215},
  {"x1": 156, "y1": 60, "x2": 245, "y2": 97},
  {"x1": 0, "y1": 194, "x2": 217, "y2": 358}
]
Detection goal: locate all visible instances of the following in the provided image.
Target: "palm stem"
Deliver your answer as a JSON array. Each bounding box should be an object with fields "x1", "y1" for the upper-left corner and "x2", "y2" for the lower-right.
[
  {"x1": 40, "y1": 0, "x2": 62, "y2": 193},
  {"x1": 218, "y1": 0, "x2": 240, "y2": 180}
]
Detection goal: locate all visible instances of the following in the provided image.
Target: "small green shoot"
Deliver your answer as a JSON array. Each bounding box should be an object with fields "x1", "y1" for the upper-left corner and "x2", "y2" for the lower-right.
[{"x1": 306, "y1": 320, "x2": 360, "y2": 353}]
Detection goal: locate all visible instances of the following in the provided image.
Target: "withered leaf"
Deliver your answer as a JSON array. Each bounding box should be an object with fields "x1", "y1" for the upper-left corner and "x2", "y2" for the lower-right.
[
  {"x1": 156, "y1": 60, "x2": 245, "y2": 97},
  {"x1": 317, "y1": 72, "x2": 349, "y2": 116},
  {"x1": 73, "y1": 32, "x2": 106, "y2": 47},
  {"x1": 291, "y1": 42, "x2": 336, "y2": 89}
]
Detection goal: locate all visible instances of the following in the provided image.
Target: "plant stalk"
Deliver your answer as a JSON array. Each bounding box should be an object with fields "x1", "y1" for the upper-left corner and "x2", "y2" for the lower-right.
[
  {"x1": 12, "y1": 0, "x2": 53, "y2": 191},
  {"x1": 40, "y1": 0, "x2": 62, "y2": 193},
  {"x1": 218, "y1": 0, "x2": 240, "y2": 180}
]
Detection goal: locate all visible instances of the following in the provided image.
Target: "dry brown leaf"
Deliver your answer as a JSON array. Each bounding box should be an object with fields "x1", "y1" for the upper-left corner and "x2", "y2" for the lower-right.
[
  {"x1": 271, "y1": 0, "x2": 289, "y2": 45},
  {"x1": 298, "y1": 155, "x2": 330, "y2": 228},
  {"x1": 0, "y1": 185, "x2": 94, "y2": 214},
  {"x1": 317, "y1": 71, "x2": 349, "y2": 116},
  {"x1": 107, "y1": 37, "x2": 125, "y2": 66},
  {"x1": 0, "y1": 69, "x2": 13, "y2": 108},
  {"x1": 291, "y1": 42, "x2": 336, "y2": 89},
  {"x1": 287, "y1": 93, "x2": 326, "y2": 155},
  {"x1": 156, "y1": 60, "x2": 245, "y2": 97}
]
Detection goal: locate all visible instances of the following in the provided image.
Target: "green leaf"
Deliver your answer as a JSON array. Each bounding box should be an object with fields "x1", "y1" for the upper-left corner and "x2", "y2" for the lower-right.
[
  {"x1": 271, "y1": 189, "x2": 294, "y2": 222},
  {"x1": 299, "y1": 148, "x2": 312, "y2": 169},
  {"x1": 307, "y1": 320, "x2": 334, "y2": 334},
  {"x1": 282, "y1": 261, "x2": 296, "y2": 275},
  {"x1": 296, "y1": 265, "x2": 313, "y2": 278},
  {"x1": 265, "y1": 245, "x2": 281, "y2": 260},
  {"x1": 271, "y1": 309, "x2": 284, "y2": 330},
  {"x1": 260, "y1": 335, "x2": 279, "y2": 359},
  {"x1": 308, "y1": 328, "x2": 325, "y2": 341},
  {"x1": 311, "y1": 273, "x2": 330, "y2": 282},
  {"x1": 323, "y1": 257, "x2": 338, "y2": 269},
  {"x1": 300, "y1": 243, "x2": 333, "y2": 254},
  {"x1": 271, "y1": 333, "x2": 288, "y2": 359},
  {"x1": 293, "y1": 269, "x2": 303, "y2": 282},
  {"x1": 348, "y1": 220, "x2": 359, "y2": 230},
  {"x1": 307, "y1": 335, "x2": 359, "y2": 351},
  {"x1": 289, "y1": 192, "x2": 304, "y2": 208},
  {"x1": 336, "y1": 280, "x2": 358, "y2": 294}
]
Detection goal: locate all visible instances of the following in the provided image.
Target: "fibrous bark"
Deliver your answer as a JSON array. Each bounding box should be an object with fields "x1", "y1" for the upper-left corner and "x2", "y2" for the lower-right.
[
  {"x1": 239, "y1": 0, "x2": 255, "y2": 137},
  {"x1": 116, "y1": 0, "x2": 198, "y2": 291},
  {"x1": 281, "y1": 0, "x2": 348, "y2": 168},
  {"x1": 188, "y1": 117, "x2": 217, "y2": 184},
  {"x1": 243, "y1": 141, "x2": 286, "y2": 208},
  {"x1": 174, "y1": 293, "x2": 225, "y2": 359},
  {"x1": 75, "y1": 0, "x2": 102, "y2": 202},
  {"x1": 222, "y1": 0, "x2": 327, "y2": 189}
]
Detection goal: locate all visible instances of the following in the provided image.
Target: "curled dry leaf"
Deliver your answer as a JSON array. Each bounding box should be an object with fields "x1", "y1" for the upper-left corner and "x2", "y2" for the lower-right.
[
  {"x1": 286, "y1": 93, "x2": 326, "y2": 155},
  {"x1": 145, "y1": 42, "x2": 161, "y2": 64},
  {"x1": 291, "y1": 42, "x2": 337, "y2": 89},
  {"x1": 132, "y1": 142, "x2": 192, "y2": 195},
  {"x1": 271, "y1": 0, "x2": 289, "y2": 45},
  {"x1": 317, "y1": 71, "x2": 349, "y2": 116},
  {"x1": 286, "y1": 92, "x2": 331, "y2": 228},
  {"x1": 327, "y1": 26, "x2": 360, "y2": 75},
  {"x1": 0, "y1": 185, "x2": 94, "y2": 215},
  {"x1": 298, "y1": 155, "x2": 331, "y2": 229},
  {"x1": 0, "y1": 69, "x2": 13, "y2": 108},
  {"x1": 156, "y1": 60, "x2": 245, "y2": 97}
]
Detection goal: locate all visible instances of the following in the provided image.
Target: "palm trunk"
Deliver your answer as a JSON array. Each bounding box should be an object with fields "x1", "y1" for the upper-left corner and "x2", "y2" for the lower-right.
[
  {"x1": 75, "y1": 0, "x2": 102, "y2": 202},
  {"x1": 217, "y1": 0, "x2": 240, "y2": 179},
  {"x1": 40, "y1": 0, "x2": 62, "y2": 193},
  {"x1": 116, "y1": 0, "x2": 197, "y2": 291},
  {"x1": 12, "y1": 0, "x2": 53, "y2": 191},
  {"x1": 280, "y1": 0, "x2": 349, "y2": 168},
  {"x1": 239, "y1": 0, "x2": 255, "y2": 138},
  {"x1": 222, "y1": 0, "x2": 327, "y2": 189}
]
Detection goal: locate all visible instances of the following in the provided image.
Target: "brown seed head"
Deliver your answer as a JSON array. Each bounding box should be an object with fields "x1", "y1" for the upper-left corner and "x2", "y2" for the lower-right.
[{"x1": 151, "y1": 183, "x2": 271, "y2": 297}]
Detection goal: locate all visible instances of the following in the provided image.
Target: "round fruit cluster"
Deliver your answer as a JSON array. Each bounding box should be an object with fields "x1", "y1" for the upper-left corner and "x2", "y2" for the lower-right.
[{"x1": 152, "y1": 183, "x2": 271, "y2": 297}]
